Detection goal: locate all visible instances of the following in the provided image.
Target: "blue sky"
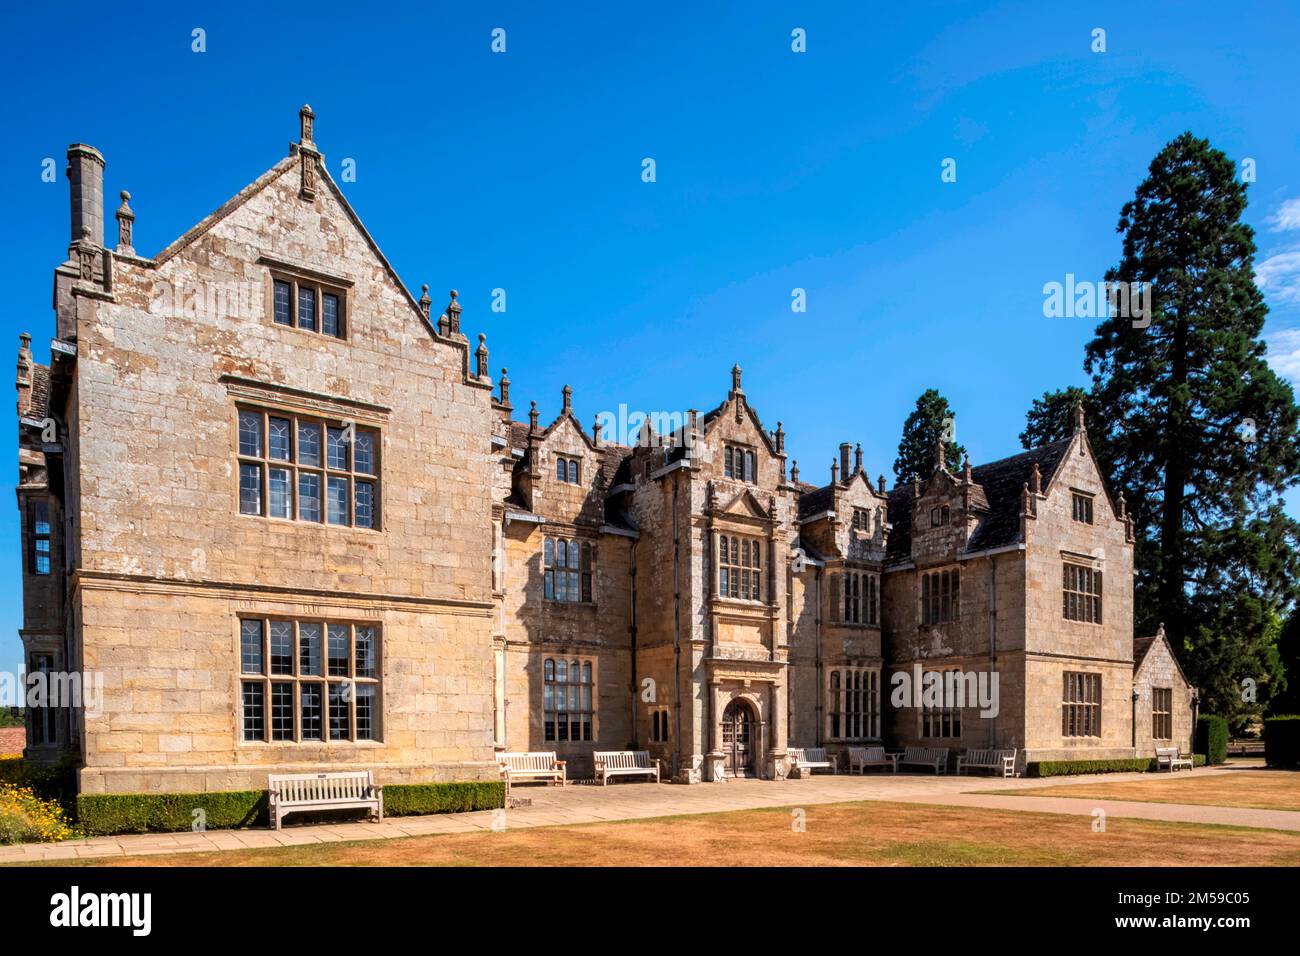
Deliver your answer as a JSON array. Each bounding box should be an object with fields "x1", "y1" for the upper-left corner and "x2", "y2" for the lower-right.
[{"x1": 2, "y1": 0, "x2": 1299, "y2": 680}]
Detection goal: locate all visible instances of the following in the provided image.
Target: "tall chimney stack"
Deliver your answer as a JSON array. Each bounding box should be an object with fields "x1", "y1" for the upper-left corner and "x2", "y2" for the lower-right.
[
  {"x1": 839, "y1": 442, "x2": 851, "y2": 481},
  {"x1": 67, "y1": 144, "x2": 106, "y2": 250}
]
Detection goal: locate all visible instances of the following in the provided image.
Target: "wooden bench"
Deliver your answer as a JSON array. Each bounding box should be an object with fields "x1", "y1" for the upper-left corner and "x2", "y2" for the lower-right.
[
  {"x1": 848, "y1": 746, "x2": 898, "y2": 774},
  {"x1": 956, "y1": 748, "x2": 1018, "y2": 778},
  {"x1": 496, "y1": 751, "x2": 567, "y2": 793},
  {"x1": 1155, "y1": 747, "x2": 1194, "y2": 772},
  {"x1": 899, "y1": 746, "x2": 949, "y2": 774},
  {"x1": 267, "y1": 771, "x2": 383, "y2": 831},
  {"x1": 787, "y1": 747, "x2": 838, "y2": 777},
  {"x1": 594, "y1": 751, "x2": 661, "y2": 786}
]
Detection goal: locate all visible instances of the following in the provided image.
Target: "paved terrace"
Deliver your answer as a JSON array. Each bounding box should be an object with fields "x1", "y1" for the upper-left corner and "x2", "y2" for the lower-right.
[{"x1": 2, "y1": 761, "x2": 1292, "y2": 863}]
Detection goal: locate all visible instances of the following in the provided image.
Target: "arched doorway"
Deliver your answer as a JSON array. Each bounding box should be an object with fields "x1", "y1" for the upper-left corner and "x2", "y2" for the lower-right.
[{"x1": 721, "y1": 698, "x2": 756, "y2": 777}]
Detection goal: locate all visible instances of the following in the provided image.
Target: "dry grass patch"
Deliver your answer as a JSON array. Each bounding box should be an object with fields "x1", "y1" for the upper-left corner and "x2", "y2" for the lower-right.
[
  {"x1": 50, "y1": 800, "x2": 1300, "y2": 868},
  {"x1": 991, "y1": 770, "x2": 1300, "y2": 812}
]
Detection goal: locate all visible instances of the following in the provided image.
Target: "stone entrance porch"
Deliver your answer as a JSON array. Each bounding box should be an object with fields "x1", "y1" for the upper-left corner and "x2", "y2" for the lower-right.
[{"x1": 704, "y1": 658, "x2": 787, "y2": 781}]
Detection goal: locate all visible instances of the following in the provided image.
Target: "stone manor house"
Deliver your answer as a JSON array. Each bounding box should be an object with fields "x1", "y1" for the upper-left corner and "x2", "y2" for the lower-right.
[{"x1": 15, "y1": 109, "x2": 1194, "y2": 795}]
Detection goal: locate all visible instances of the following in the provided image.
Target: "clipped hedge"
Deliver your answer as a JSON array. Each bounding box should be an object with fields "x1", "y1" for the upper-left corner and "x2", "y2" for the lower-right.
[
  {"x1": 384, "y1": 781, "x2": 505, "y2": 817},
  {"x1": 78, "y1": 790, "x2": 266, "y2": 836},
  {"x1": 1028, "y1": 758, "x2": 1152, "y2": 778},
  {"x1": 1027, "y1": 754, "x2": 1205, "y2": 778},
  {"x1": 1196, "y1": 714, "x2": 1229, "y2": 765},
  {"x1": 77, "y1": 780, "x2": 505, "y2": 837},
  {"x1": 1264, "y1": 715, "x2": 1300, "y2": 768}
]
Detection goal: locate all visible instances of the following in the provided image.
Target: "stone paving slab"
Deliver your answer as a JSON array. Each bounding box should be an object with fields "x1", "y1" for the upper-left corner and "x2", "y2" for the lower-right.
[{"x1": 1, "y1": 763, "x2": 1287, "y2": 864}]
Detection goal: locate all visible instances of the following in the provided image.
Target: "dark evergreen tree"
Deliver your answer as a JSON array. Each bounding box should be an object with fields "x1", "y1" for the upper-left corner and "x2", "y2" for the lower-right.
[
  {"x1": 893, "y1": 389, "x2": 967, "y2": 483},
  {"x1": 1020, "y1": 387, "x2": 1099, "y2": 449},
  {"x1": 1081, "y1": 132, "x2": 1300, "y2": 720}
]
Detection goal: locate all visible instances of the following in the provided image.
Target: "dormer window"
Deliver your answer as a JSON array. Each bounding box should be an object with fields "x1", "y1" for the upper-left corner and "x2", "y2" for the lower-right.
[
  {"x1": 271, "y1": 272, "x2": 346, "y2": 339},
  {"x1": 724, "y1": 445, "x2": 756, "y2": 483},
  {"x1": 1072, "y1": 492, "x2": 1094, "y2": 524},
  {"x1": 930, "y1": 505, "x2": 950, "y2": 527},
  {"x1": 556, "y1": 456, "x2": 581, "y2": 484}
]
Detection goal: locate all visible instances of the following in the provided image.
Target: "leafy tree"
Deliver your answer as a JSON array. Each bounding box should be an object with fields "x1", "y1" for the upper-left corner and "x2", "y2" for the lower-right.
[
  {"x1": 1081, "y1": 131, "x2": 1300, "y2": 717},
  {"x1": 893, "y1": 389, "x2": 967, "y2": 483}
]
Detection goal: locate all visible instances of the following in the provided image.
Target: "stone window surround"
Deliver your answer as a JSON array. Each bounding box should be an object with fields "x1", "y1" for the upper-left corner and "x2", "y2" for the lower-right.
[
  {"x1": 839, "y1": 569, "x2": 879, "y2": 626},
  {"x1": 648, "y1": 706, "x2": 670, "y2": 743},
  {"x1": 542, "y1": 534, "x2": 595, "y2": 603},
  {"x1": 825, "y1": 665, "x2": 881, "y2": 741},
  {"x1": 543, "y1": 655, "x2": 596, "y2": 743},
  {"x1": 26, "y1": 650, "x2": 59, "y2": 747},
  {"x1": 28, "y1": 497, "x2": 52, "y2": 576},
  {"x1": 237, "y1": 616, "x2": 382, "y2": 746},
  {"x1": 234, "y1": 403, "x2": 382, "y2": 531},
  {"x1": 1152, "y1": 686, "x2": 1173, "y2": 740},
  {"x1": 1062, "y1": 671, "x2": 1102, "y2": 738},
  {"x1": 919, "y1": 566, "x2": 960, "y2": 626},
  {"x1": 554, "y1": 454, "x2": 582, "y2": 484},
  {"x1": 1071, "y1": 488, "x2": 1096, "y2": 524},
  {"x1": 723, "y1": 444, "x2": 756, "y2": 483},
  {"x1": 920, "y1": 668, "x2": 963, "y2": 738},
  {"x1": 716, "y1": 531, "x2": 764, "y2": 602},
  {"x1": 259, "y1": 255, "x2": 352, "y2": 341},
  {"x1": 1062, "y1": 554, "x2": 1103, "y2": 625}
]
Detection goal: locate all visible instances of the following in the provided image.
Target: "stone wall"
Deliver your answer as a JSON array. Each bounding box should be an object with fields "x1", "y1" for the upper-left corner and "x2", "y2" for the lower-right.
[{"x1": 66, "y1": 152, "x2": 500, "y2": 793}]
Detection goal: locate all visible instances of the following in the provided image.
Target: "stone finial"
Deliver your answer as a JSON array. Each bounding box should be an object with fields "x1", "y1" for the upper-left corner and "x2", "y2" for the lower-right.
[
  {"x1": 475, "y1": 333, "x2": 489, "y2": 380},
  {"x1": 854, "y1": 443, "x2": 863, "y2": 475},
  {"x1": 1074, "y1": 400, "x2": 1086, "y2": 433},
  {"x1": 1156, "y1": 622, "x2": 1166, "y2": 641},
  {"x1": 297, "y1": 108, "x2": 318, "y2": 199},
  {"x1": 445, "y1": 290, "x2": 462, "y2": 336},
  {"x1": 437, "y1": 311, "x2": 449, "y2": 336},
  {"x1": 878, "y1": 474, "x2": 885, "y2": 495},
  {"x1": 1117, "y1": 490, "x2": 1127, "y2": 518},
  {"x1": 592, "y1": 415, "x2": 601, "y2": 447},
  {"x1": 775, "y1": 422, "x2": 784, "y2": 454},
  {"x1": 1021, "y1": 482, "x2": 1032, "y2": 515},
  {"x1": 419, "y1": 284, "x2": 431, "y2": 320},
  {"x1": 499, "y1": 368, "x2": 511, "y2": 406},
  {"x1": 561, "y1": 384, "x2": 573, "y2": 414},
  {"x1": 1030, "y1": 461, "x2": 1042, "y2": 495},
  {"x1": 17, "y1": 333, "x2": 32, "y2": 399},
  {"x1": 791, "y1": 460, "x2": 799, "y2": 484},
  {"x1": 831, "y1": 458, "x2": 839, "y2": 484},
  {"x1": 731, "y1": 363, "x2": 743, "y2": 392},
  {"x1": 114, "y1": 190, "x2": 135, "y2": 255},
  {"x1": 529, "y1": 401, "x2": 539, "y2": 432},
  {"x1": 935, "y1": 430, "x2": 947, "y2": 472},
  {"x1": 912, "y1": 473, "x2": 921, "y2": 496}
]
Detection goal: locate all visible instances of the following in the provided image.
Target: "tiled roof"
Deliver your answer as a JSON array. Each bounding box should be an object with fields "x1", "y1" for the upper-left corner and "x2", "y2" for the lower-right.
[
  {"x1": 885, "y1": 437, "x2": 1074, "y2": 561},
  {"x1": 797, "y1": 483, "x2": 834, "y2": 519},
  {"x1": 966, "y1": 439, "x2": 1072, "y2": 551},
  {"x1": 28, "y1": 364, "x2": 50, "y2": 419},
  {"x1": 1133, "y1": 636, "x2": 1156, "y2": 669},
  {"x1": 508, "y1": 421, "x2": 530, "y2": 448}
]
